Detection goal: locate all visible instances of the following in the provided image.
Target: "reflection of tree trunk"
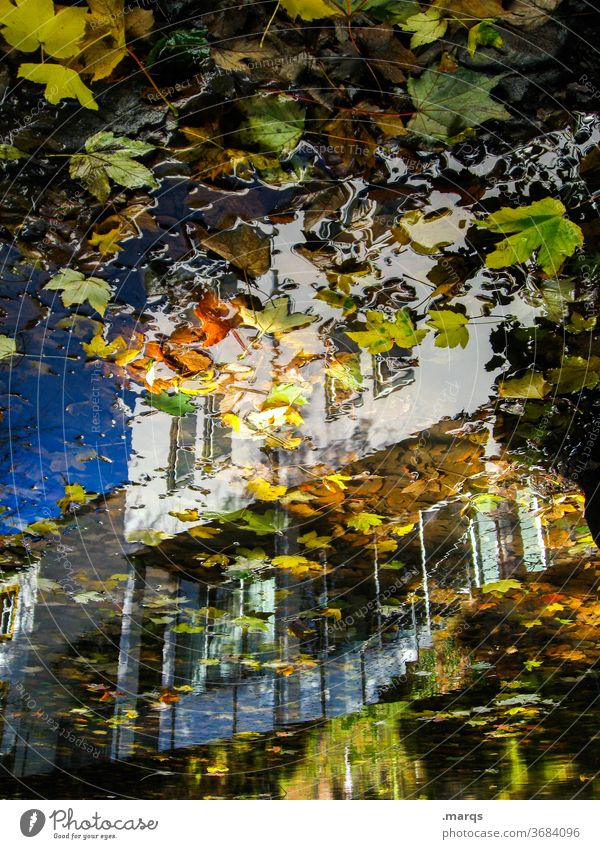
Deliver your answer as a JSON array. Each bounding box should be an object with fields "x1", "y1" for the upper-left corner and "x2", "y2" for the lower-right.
[{"x1": 111, "y1": 559, "x2": 147, "y2": 760}]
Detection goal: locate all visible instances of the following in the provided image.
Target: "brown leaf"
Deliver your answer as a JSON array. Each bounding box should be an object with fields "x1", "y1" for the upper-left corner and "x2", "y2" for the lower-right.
[
  {"x1": 355, "y1": 26, "x2": 418, "y2": 84},
  {"x1": 199, "y1": 222, "x2": 271, "y2": 277}
]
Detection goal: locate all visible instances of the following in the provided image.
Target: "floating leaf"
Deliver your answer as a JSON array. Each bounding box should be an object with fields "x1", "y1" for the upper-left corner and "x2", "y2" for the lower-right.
[
  {"x1": 126, "y1": 528, "x2": 173, "y2": 547},
  {"x1": 499, "y1": 371, "x2": 550, "y2": 399},
  {"x1": 298, "y1": 530, "x2": 333, "y2": 549},
  {"x1": 347, "y1": 308, "x2": 427, "y2": 354},
  {"x1": 0, "y1": 143, "x2": 25, "y2": 160},
  {"x1": 146, "y1": 391, "x2": 195, "y2": 416},
  {"x1": 426, "y1": 309, "x2": 469, "y2": 348},
  {"x1": 476, "y1": 198, "x2": 584, "y2": 276},
  {"x1": 238, "y1": 95, "x2": 306, "y2": 153},
  {"x1": 69, "y1": 131, "x2": 157, "y2": 202},
  {"x1": 279, "y1": 0, "x2": 343, "y2": 22},
  {"x1": 272, "y1": 554, "x2": 323, "y2": 575},
  {"x1": 18, "y1": 63, "x2": 98, "y2": 109},
  {"x1": 57, "y1": 483, "x2": 96, "y2": 512},
  {"x1": 247, "y1": 477, "x2": 288, "y2": 502},
  {"x1": 546, "y1": 355, "x2": 600, "y2": 394},
  {"x1": 481, "y1": 579, "x2": 522, "y2": 594},
  {"x1": 0, "y1": 335, "x2": 16, "y2": 360},
  {"x1": 44, "y1": 269, "x2": 112, "y2": 315},
  {"x1": 238, "y1": 296, "x2": 317, "y2": 336},
  {"x1": 407, "y1": 68, "x2": 510, "y2": 141},
  {"x1": 346, "y1": 512, "x2": 384, "y2": 532}
]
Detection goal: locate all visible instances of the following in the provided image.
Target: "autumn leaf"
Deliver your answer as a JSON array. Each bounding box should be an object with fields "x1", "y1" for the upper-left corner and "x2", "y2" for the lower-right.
[
  {"x1": 298, "y1": 530, "x2": 333, "y2": 549},
  {"x1": 279, "y1": 0, "x2": 342, "y2": 22},
  {"x1": 408, "y1": 67, "x2": 510, "y2": 141},
  {"x1": 188, "y1": 525, "x2": 220, "y2": 539},
  {"x1": 69, "y1": 131, "x2": 157, "y2": 202},
  {"x1": 0, "y1": 143, "x2": 25, "y2": 160},
  {"x1": 238, "y1": 296, "x2": 317, "y2": 336},
  {"x1": 247, "y1": 477, "x2": 288, "y2": 502},
  {"x1": 271, "y1": 554, "x2": 323, "y2": 575},
  {"x1": 426, "y1": 309, "x2": 469, "y2": 348},
  {"x1": 347, "y1": 308, "x2": 427, "y2": 354},
  {"x1": 346, "y1": 512, "x2": 384, "y2": 532},
  {"x1": 126, "y1": 528, "x2": 173, "y2": 546},
  {"x1": 476, "y1": 198, "x2": 584, "y2": 275},
  {"x1": 200, "y1": 221, "x2": 271, "y2": 278},
  {"x1": 0, "y1": 335, "x2": 16, "y2": 359},
  {"x1": 168, "y1": 509, "x2": 199, "y2": 522},
  {"x1": 238, "y1": 95, "x2": 306, "y2": 154},
  {"x1": 44, "y1": 269, "x2": 112, "y2": 315},
  {"x1": 146, "y1": 391, "x2": 195, "y2": 416},
  {"x1": 401, "y1": 7, "x2": 447, "y2": 48},
  {"x1": 81, "y1": 0, "x2": 127, "y2": 82},
  {"x1": 480, "y1": 579, "x2": 522, "y2": 594},
  {"x1": 0, "y1": 0, "x2": 87, "y2": 58},
  {"x1": 546, "y1": 355, "x2": 600, "y2": 394},
  {"x1": 18, "y1": 63, "x2": 98, "y2": 109},
  {"x1": 468, "y1": 20, "x2": 504, "y2": 57},
  {"x1": 499, "y1": 371, "x2": 550, "y2": 399},
  {"x1": 57, "y1": 483, "x2": 96, "y2": 511}
]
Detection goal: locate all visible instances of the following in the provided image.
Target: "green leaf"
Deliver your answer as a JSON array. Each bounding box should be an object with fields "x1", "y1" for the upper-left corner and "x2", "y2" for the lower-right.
[
  {"x1": 346, "y1": 512, "x2": 384, "y2": 532},
  {"x1": 265, "y1": 382, "x2": 309, "y2": 407},
  {"x1": 44, "y1": 269, "x2": 112, "y2": 315},
  {"x1": 18, "y1": 63, "x2": 98, "y2": 110},
  {"x1": 325, "y1": 355, "x2": 363, "y2": 391},
  {"x1": 70, "y1": 131, "x2": 157, "y2": 202},
  {"x1": 238, "y1": 95, "x2": 306, "y2": 154},
  {"x1": 146, "y1": 391, "x2": 196, "y2": 416},
  {"x1": 230, "y1": 615, "x2": 271, "y2": 633},
  {"x1": 546, "y1": 355, "x2": 600, "y2": 394},
  {"x1": 238, "y1": 296, "x2": 317, "y2": 335},
  {"x1": 147, "y1": 27, "x2": 209, "y2": 66},
  {"x1": 347, "y1": 308, "x2": 427, "y2": 354},
  {"x1": 401, "y1": 8, "x2": 447, "y2": 49},
  {"x1": 476, "y1": 198, "x2": 584, "y2": 276},
  {"x1": 172, "y1": 621, "x2": 205, "y2": 634},
  {"x1": 407, "y1": 68, "x2": 510, "y2": 141},
  {"x1": 498, "y1": 371, "x2": 550, "y2": 400},
  {"x1": 468, "y1": 20, "x2": 504, "y2": 58},
  {"x1": 426, "y1": 309, "x2": 469, "y2": 348},
  {"x1": 0, "y1": 335, "x2": 16, "y2": 360}
]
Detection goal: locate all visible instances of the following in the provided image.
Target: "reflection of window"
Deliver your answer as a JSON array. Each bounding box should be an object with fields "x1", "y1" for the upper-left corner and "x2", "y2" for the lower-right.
[{"x1": 0, "y1": 586, "x2": 19, "y2": 639}]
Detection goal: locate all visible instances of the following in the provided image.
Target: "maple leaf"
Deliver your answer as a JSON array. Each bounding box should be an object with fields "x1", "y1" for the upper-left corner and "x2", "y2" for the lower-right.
[
  {"x1": 0, "y1": 0, "x2": 87, "y2": 58},
  {"x1": 44, "y1": 269, "x2": 112, "y2": 315},
  {"x1": 146, "y1": 391, "x2": 195, "y2": 416},
  {"x1": 271, "y1": 554, "x2": 323, "y2": 575},
  {"x1": 187, "y1": 525, "x2": 220, "y2": 539},
  {"x1": 69, "y1": 131, "x2": 157, "y2": 202},
  {"x1": 346, "y1": 512, "x2": 384, "y2": 532},
  {"x1": 401, "y1": 7, "x2": 447, "y2": 48},
  {"x1": 476, "y1": 198, "x2": 584, "y2": 276},
  {"x1": 80, "y1": 0, "x2": 127, "y2": 82},
  {"x1": 279, "y1": 0, "x2": 343, "y2": 22},
  {"x1": 408, "y1": 67, "x2": 510, "y2": 141},
  {"x1": 238, "y1": 296, "x2": 317, "y2": 336},
  {"x1": 347, "y1": 308, "x2": 427, "y2": 354},
  {"x1": 0, "y1": 335, "x2": 16, "y2": 359},
  {"x1": 498, "y1": 371, "x2": 550, "y2": 399},
  {"x1": 546, "y1": 355, "x2": 600, "y2": 394},
  {"x1": 57, "y1": 483, "x2": 96, "y2": 511},
  {"x1": 247, "y1": 477, "x2": 288, "y2": 502},
  {"x1": 18, "y1": 63, "x2": 98, "y2": 109},
  {"x1": 467, "y1": 20, "x2": 504, "y2": 57},
  {"x1": 238, "y1": 95, "x2": 306, "y2": 153},
  {"x1": 298, "y1": 530, "x2": 333, "y2": 549},
  {"x1": 426, "y1": 309, "x2": 469, "y2": 348},
  {"x1": 126, "y1": 528, "x2": 173, "y2": 547}
]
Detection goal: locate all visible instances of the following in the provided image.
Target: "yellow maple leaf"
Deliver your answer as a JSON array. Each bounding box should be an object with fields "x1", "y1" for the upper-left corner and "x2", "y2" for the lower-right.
[
  {"x1": 0, "y1": 0, "x2": 87, "y2": 58},
  {"x1": 80, "y1": 0, "x2": 126, "y2": 81},
  {"x1": 279, "y1": 0, "x2": 343, "y2": 21},
  {"x1": 247, "y1": 477, "x2": 287, "y2": 501},
  {"x1": 18, "y1": 62, "x2": 98, "y2": 109}
]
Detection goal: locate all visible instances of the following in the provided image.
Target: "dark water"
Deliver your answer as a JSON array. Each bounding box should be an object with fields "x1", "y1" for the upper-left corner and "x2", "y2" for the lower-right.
[{"x1": 0, "y1": 116, "x2": 599, "y2": 799}]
